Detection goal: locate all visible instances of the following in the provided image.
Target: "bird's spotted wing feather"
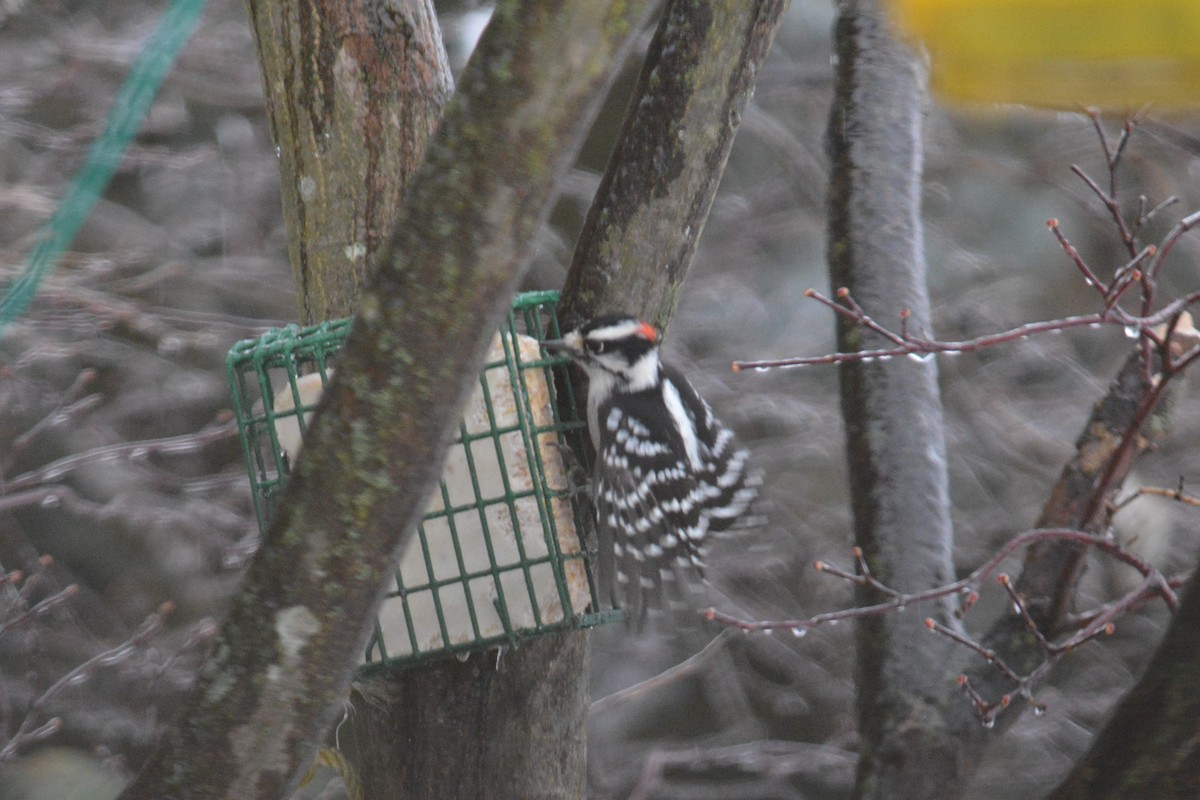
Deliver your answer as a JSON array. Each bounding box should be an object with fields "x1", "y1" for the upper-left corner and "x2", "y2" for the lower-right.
[
  {"x1": 661, "y1": 365, "x2": 760, "y2": 542},
  {"x1": 594, "y1": 372, "x2": 758, "y2": 620},
  {"x1": 688, "y1": 389, "x2": 760, "y2": 536}
]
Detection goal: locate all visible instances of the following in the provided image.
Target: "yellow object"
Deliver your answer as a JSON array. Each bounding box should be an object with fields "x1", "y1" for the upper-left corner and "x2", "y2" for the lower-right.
[{"x1": 889, "y1": 0, "x2": 1200, "y2": 109}]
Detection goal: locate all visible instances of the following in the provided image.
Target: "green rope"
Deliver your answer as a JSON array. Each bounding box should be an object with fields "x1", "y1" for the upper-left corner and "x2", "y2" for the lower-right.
[{"x1": 0, "y1": 0, "x2": 208, "y2": 336}]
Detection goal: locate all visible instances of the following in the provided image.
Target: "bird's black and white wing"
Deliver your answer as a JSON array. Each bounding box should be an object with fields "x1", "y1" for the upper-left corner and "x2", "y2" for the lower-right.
[{"x1": 593, "y1": 366, "x2": 758, "y2": 620}]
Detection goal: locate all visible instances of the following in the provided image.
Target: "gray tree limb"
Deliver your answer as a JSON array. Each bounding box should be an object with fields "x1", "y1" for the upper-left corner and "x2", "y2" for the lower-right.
[
  {"x1": 246, "y1": 0, "x2": 452, "y2": 323},
  {"x1": 117, "y1": 2, "x2": 652, "y2": 798},
  {"x1": 560, "y1": 0, "x2": 790, "y2": 329},
  {"x1": 824, "y1": 2, "x2": 960, "y2": 798}
]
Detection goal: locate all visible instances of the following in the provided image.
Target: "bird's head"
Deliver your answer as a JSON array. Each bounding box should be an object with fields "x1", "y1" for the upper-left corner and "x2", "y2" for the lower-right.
[{"x1": 543, "y1": 314, "x2": 661, "y2": 390}]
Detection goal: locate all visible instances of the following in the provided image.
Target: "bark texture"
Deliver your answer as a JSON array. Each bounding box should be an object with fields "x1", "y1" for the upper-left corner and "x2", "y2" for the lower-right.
[
  {"x1": 824, "y1": 2, "x2": 960, "y2": 798},
  {"x1": 559, "y1": 0, "x2": 790, "y2": 330},
  {"x1": 1018, "y1": 349, "x2": 1168, "y2": 627},
  {"x1": 1045, "y1": 574, "x2": 1200, "y2": 800},
  {"x1": 346, "y1": 3, "x2": 790, "y2": 793},
  {"x1": 344, "y1": 633, "x2": 590, "y2": 798},
  {"x1": 118, "y1": 2, "x2": 650, "y2": 798},
  {"x1": 245, "y1": 0, "x2": 452, "y2": 323}
]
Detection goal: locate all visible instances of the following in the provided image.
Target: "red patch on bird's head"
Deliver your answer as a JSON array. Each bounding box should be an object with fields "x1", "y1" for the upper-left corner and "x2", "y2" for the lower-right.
[{"x1": 638, "y1": 321, "x2": 658, "y2": 343}]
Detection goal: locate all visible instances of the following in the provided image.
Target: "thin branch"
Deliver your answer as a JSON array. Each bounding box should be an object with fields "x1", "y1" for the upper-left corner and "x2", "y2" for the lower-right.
[
  {"x1": 1082, "y1": 110, "x2": 1139, "y2": 257},
  {"x1": 734, "y1": 115, "x2": 1198, "y2": 378},
  {"x1": 935, "y1": 569, "x2": 1174, "y2": 727},
  {"x1": 626, "y1": 739, "x2": 854, "y2": 800},
  {"x1": 589, "y1": 629, "x2": 736, "y2": 716},
  {"x1": 733, "y1": 303, "x2": 1108, "y2": 371},
  {"x1": 707, "y1": 527, "x2": 1184, "y2": 722},
  {"x1": 707, "y1": 528, "x2": 1161, "y2": 633},
  {"x1": 925, "y1": 618, "x2": 1023, "y2": 686},
  {"x1": 1047, "y1": 218, "x2": 1105, "y2": 295},
  {"x1": 2, "y1": 415, "x2": 237, "y2": 494},
  {"x1": 1112, "y1": 483, "x2": 1200, "y2": 514},
  {"x1": 0, "y1": 602, "x2": 180, "y2": 762},
  {"x1": 1141, "y1": 195, "x2": 1180, "y2": 230},
  {"x1": 3, "y1": 370, "x2": 101, "y2": 473},
  {"x1": 1144, "y1": 209, "x2": 1200, "y2": 282},
  {"x1": 0, "y1": 584, "x2": 80, "y2": 640},
  {"x1": 1071, "y1": 162, "x2": 1136, "y2": 258},
  {"x1": 997, "y1": 574, "x2": 1052, "y2": 650},
  {"x1": 732, "y1": 281, "x2": 1200, "y2": 372}
]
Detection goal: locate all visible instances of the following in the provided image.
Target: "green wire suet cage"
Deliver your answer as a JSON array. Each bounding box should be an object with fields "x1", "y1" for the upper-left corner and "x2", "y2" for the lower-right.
[{"x1": 226, "y1": 291, "x2": 620, "y2": 668}]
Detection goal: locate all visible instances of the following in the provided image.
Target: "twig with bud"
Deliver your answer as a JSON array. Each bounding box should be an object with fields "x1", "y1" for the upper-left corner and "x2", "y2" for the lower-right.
[
  {"x1": 706, "y1": 526, "x2": 1182, "y2": 722},
  {"x1": 0, "y1": 558, "x2": 219, "y2": 763},
  {"x1": 727, "y1": 114, "x2": 1200, "y2": 732},
  {"x1": 732, "y1": 115, "x2": 1200, "y2": 376},
  {"x1": 1, "y1": 413, "x2": 238, "y2": 495},
  {"x1": 1111, "y1": 481, "x2": 1200, "y2": 515},
  {"x1": 0, "y1": 602, "x2": 171, "y2": 762}
]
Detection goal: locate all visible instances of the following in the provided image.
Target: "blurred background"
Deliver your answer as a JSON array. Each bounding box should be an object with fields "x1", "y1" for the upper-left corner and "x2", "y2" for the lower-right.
[{"x1": 2, "y1": 1, "x2": 1200, "y2": 798}]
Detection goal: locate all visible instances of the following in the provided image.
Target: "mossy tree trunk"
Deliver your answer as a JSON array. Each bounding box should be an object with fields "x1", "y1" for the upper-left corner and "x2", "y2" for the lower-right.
[
  {"x1": 559, "y1": 0, "x2": 790, "y2": 331},
  {"x1": 825, "y1": 3, "x2": 961, "y2": 798},
  {"x1": 826, "y1": 4, "x2": 1184, "y2": 798},
  {"x1": 245, "y1": 0, "x2": 451, "y2": 324},
  {"x1": 117, "y1": 2, "x2": 651, "y2": 799},
  {"x1": 339, "y1": 1, "x2": 788, "y2": 797}
]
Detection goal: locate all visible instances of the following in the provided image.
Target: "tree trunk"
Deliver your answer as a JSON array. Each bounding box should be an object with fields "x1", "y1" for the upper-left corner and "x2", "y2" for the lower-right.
[
  {"x1": 1045, "y1": 574, "x2": 1200, "y2": 799},
  {"x1": 824, "y1": 6, "x2": 1186, "y2": 797},
  {"x1": 343, "y1": 633, "x2": 590, "y2": 798},
  {"x1": 245, "y1": 0, "x2": 452, "y2": 324},
  {"x1": 117, "y1": 3, "x2": 650, "y2": 798},
  {"x1": 334, "y1": 7, "x2": 795, "y2": 796},
  {"x1": 560, "y1": 0, "x2": 790, "y2": 330},
  {"x1": 825, "y1": 2, "x2": 961, "y2": 798}
]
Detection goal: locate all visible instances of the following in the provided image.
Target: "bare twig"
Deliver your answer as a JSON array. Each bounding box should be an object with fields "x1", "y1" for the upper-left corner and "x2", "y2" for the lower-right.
[
  {"x1": 0, "y1": 602, "x2": 179, "y2": 762},
  {"x1": 590, "y1": 629, "x2": 736, "y2": 716},
  {"x1": 925, "y1": 617, "x2": 1023, "y2": 686},
  {"x1": 733, "y1": 300, "x2": 1108, "y2": 371},
  {"x1": 1047, "y1": 218, "x2": 1106, "y2": 294},
  {"x1": 1144, "y1": 209, "x2": 1200, "y2": 283},
  {"x1": 734, "y1": 116, "x2": 1200, "y2": 377},
  {"x1": 626, "y1": 739, "x2": 855, "y2": 800},
  {"x1": 707, "y1": 526, "x2": 1184, "y2": 722},
  {"x1": 3, "y1": 369, "x2": 100, "y2": 473},
  {"x1": 1081, "y1": 110, "x2": 1140, "y2": 257},
  {"x1": 0, "y1": 584, "x2": 80, "y2": 639},
  {"x1": 1111, "y1": 482, "x2": 1200, "y2": 514},
  {"x1": 707, "y1": 528, "x2": 1172, "y2": 633},
  {"x1": 733, "y1": 283, "x2": 1200, "y2": 372},
  {"x1": 2, "y1": 415, "x2": 237, "y2": 494},
  {"x1": 934, "y1": 564, "x2": 1170, "y2": 728}
]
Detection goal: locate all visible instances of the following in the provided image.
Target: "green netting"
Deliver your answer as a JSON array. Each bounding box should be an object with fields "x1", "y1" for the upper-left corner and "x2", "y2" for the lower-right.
[
  {"x1": 0, "y1": 0, "x2": 208, "y2": 337},
  {"x1": 226, "y1": 292, "x2": 620, "y2": 668}
]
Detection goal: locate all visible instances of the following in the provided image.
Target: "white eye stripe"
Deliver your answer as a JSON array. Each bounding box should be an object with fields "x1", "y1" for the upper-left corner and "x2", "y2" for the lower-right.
[
  {"x1": 575, "y1": 313, "x2": 759, "y2": 619},
  {"x1": 586, "y1": 320, "x2": 650, "y2": 342}
]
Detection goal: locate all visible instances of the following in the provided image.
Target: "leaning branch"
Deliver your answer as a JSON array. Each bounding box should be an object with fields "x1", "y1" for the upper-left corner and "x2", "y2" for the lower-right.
[{"x1": 117, "y1": 4, "x2": 652, "y2": 799}]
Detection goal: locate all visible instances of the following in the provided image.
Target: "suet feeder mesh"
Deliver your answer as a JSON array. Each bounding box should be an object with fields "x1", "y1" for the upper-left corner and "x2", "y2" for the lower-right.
[{"x1": 225, "y1": 291, "x2": 620, "y2": 668}]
